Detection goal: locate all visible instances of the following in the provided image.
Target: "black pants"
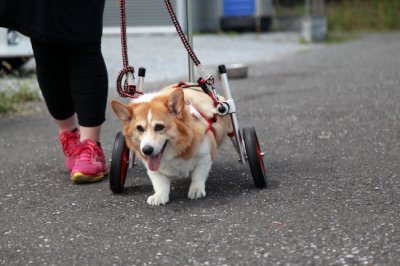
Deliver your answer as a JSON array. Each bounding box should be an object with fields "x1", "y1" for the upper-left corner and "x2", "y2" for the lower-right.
[{"x1": 31, "y1": 39, "x2": 108, "y2": 127}]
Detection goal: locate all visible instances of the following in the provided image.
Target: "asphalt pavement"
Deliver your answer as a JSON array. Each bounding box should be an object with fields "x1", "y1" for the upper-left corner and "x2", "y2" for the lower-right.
[{"x1": 1, "y1": 32, "x2": 400, "y2": 265}]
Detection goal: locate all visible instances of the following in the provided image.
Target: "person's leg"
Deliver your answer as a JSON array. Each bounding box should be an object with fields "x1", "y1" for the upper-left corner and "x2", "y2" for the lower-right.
[
  {"x1": 69, "y1": 43, "x2": 108, "y2": 137},
  {"x1": 31, "y1": 39, "x2": 80, "y2": 172},
  {"x1": 31, "y1": 39, "x2": 78, "y2": 130},
  {"x1": 67, "y1": 43, "x2": 109, "y2": 183},
  {"x1": 79, "y1": 125, "x2": 101, "y2": 142},
  {"x1": 55, "y1": 115, "x2": 77, "y2": 133}
]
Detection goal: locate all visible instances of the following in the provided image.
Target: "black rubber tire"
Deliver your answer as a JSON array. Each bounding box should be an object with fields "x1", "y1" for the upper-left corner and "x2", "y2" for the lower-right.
[
  {"x1": 110, "y1": 132, "x2": 131, "y2": 193},
  {"x1": 242, "y1": 127, "x2": 267, "y2": 188}
]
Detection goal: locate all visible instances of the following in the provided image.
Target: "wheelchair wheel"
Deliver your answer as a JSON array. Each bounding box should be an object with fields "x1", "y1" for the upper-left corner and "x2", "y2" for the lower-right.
[
  {"x1": 110, "y1": 131, "x2": 132, "y2": 193},
  {"x1": 242, "y1": 127, "x2": 267, "y2": 188}
]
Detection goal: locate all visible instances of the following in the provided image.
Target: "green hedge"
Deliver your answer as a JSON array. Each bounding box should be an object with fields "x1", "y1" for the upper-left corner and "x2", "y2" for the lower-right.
[
  {"x1": 0, "y1": 79, "x2": 40, "y2": 114},
  {"x1": 326, "y1": 0, "x2": 400, "y2": 32}
]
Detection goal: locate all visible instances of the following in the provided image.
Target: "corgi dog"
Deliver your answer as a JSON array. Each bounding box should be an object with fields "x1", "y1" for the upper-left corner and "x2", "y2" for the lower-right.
[{"x1": 111, "y1": 84, "x2": 232, "y2": 205}]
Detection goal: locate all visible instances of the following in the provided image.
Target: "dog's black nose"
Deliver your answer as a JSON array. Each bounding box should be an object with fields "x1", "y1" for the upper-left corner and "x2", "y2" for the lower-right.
[{"x1": 142, "y1": 145, "x2": 154, "y2": 156}]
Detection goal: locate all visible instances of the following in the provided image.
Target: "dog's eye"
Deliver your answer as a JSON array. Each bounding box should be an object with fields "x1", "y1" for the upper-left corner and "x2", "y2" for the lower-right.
[
  {"x1": 154, "y1": 124, "x2": 165, "y2": 132},
  {"x1": 136, "y1": 125, "x2": 145, "y2": 132}
]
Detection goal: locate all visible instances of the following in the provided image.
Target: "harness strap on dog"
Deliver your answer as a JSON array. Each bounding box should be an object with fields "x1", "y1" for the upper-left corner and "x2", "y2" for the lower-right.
[
  {"x1": 177, "y1": 82, "x2": 234, "y2": 138},
  {"x1": 197, "y1": 78, "x2": 220, "y2": 107},
  {"x1": 185, "y1": 100, "x2": 216, "y2": 137},
  {"x1": 175, "y1": 80, "x2": 220, "y2": 107},
  {"x1": 199, "y1": 111, "x2": 217, "y2": 137},
  {"x1": 174, "y1": 81, "x2": 197, "y2": 89}
]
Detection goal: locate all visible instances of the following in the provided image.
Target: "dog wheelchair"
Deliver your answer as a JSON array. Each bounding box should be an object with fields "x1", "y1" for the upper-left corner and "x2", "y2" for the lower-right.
[{"x1": 109, "y1": 0, "x2": 267, "y2": 193}]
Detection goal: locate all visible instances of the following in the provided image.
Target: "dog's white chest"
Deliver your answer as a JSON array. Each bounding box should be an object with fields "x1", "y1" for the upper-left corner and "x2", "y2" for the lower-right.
[
  {"x1": 161, "y1": 158, "x2": 196, "y2": 177},
  {"x1": 158, "y1": 138, "x2": 211, "y2": 178}
]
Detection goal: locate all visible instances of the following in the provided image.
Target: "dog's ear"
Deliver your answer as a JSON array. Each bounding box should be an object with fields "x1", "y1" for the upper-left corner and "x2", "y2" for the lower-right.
[
  {"x1": 168, "y1": 88, "x2": 184, "y2": 119},
  {"x1": 111, "y1": 100, "x2": 133, "y2": 124}
]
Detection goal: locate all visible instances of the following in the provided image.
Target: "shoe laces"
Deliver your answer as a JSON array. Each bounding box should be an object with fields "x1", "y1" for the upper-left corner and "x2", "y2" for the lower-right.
[
  {"x1": 76, "y1": 140, "x2": 103, "y2": 162},
  {"x1": 59, "y1": 129, "x2": 80, "y2": 156}
]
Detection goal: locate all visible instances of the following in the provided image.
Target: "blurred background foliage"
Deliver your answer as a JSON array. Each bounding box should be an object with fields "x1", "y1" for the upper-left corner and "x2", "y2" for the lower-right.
[
  {"x1": 326, "y1": 0, "x2": 400, "y2": 32},
  {"x1": 275, "y1": 0, "x2": 400, "y2": 32}
]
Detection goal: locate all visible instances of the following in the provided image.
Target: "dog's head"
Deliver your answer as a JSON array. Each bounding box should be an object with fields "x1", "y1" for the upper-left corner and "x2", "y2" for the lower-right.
[{"x1": 111, "y1": 88, "x2": 192, "y2": 171}]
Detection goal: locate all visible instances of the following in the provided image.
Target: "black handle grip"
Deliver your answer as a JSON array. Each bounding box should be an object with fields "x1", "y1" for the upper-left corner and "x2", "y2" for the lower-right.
[
  {"x1": 218, "y1": 65, "x2": 227, "y2": 74},
  {"x1": 138, "y1": 67, "x2": 146, "y2": 77}
]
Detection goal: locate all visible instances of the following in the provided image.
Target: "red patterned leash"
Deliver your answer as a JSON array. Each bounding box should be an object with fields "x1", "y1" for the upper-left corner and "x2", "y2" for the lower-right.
[
  {"x1": 163, "y1": 0, "x2": 215, "y2": 86},
  {"x1": 164, "y1": 0, "x2": 222, "y2": 108},
  {"x1": 116, "y1": 0, "x2": 143, "y2": 98}
]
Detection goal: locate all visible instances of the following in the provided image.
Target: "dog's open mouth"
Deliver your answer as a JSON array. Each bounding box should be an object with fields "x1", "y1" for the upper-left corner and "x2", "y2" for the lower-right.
[{"x1": 148, "y1": 141, "x2": 168, "y2": 171}]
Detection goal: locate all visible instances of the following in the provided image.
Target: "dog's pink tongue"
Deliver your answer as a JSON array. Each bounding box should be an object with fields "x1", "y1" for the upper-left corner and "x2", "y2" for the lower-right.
[{"x1": 148, "y1": 153, "x2": 162, "y2": 171}]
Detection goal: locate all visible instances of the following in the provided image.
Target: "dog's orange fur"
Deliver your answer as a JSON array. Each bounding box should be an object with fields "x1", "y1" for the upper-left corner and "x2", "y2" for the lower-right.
[{"x1": 112, "y1": 86, "x2": 231, "y2": 164}]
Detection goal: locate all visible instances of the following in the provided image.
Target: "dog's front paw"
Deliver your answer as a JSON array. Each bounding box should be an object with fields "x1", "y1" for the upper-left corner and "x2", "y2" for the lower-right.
[
  {"x1": 188, "y1": 186, "x2": 206, "y2": 200},
  {"x1": 147, "y1": 193, "x2": 169, "y2": 206}
]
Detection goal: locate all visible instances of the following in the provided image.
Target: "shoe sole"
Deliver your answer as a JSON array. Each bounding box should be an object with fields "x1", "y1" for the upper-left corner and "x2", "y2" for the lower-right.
[{"x1": 71, "y1": 171, "x2": 108, "y2": 184}]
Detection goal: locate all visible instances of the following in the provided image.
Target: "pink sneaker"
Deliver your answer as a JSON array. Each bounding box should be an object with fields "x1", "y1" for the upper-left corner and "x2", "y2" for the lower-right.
[
  {"x1": 70, "y1": 139, "x2": 109, "y2": 183},
  {"x1": 59, "y1": 128, "x2": 80, "y2": 172}
]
